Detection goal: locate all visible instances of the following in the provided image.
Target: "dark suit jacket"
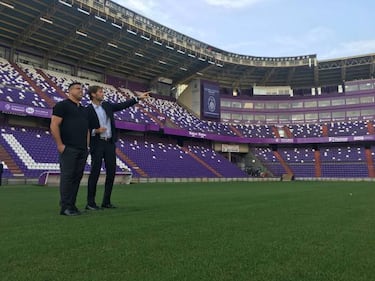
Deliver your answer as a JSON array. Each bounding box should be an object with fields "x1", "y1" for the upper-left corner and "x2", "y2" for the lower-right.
[{"x1": 87, "y1": 99, "x2": 137, "y2": 144}]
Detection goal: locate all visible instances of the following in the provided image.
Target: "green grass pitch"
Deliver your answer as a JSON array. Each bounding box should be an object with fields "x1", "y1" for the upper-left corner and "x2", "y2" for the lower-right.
[{"x1": 1, "y1": 181, "x2": 375, "y2": 281}]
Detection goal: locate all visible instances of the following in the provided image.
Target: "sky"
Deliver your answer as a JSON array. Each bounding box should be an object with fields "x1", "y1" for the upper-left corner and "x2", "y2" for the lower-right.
[{"x1": 113, "y1": 0, "x2": 375, "y2": 60}]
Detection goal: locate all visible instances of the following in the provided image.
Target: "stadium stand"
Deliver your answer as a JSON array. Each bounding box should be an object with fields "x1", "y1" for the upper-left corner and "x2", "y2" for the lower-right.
[
  {"x1": 2, "y1": 60, "x2": 375, "y2": 181},
  {"x1": 326, "y1": 120, "x2": 370, "y2": 137},
  {"x1": 289, "y1": 124, "x2": 323, "y2": 138},
  {"x1": 320, "y1": 146, "x2": 368, "y2": 177},
  {"x1": 232, "y1": 124, "x2": 275, "y2": 138}
]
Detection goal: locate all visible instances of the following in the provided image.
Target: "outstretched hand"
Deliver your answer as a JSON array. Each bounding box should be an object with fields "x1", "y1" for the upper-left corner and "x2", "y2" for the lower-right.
[{"x1": 137, "y1": 91, "x2": 151, "y2": 100}]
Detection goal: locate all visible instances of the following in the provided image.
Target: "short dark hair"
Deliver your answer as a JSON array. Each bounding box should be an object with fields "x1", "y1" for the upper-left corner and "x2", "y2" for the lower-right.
[
  {"x1": 87, "y1": 85, "x2": 103, "y2": 100},
  {"x1": 68, "y1": 82, "x2": 82, "y2": 90}
]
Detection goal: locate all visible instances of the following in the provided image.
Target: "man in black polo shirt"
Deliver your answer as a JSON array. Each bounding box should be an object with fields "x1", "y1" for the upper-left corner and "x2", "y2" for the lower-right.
[
  {"x1": 50, "y1": 82, "x2": 89, "y2": 216},
  {"x1": 0, "y1": 161, "x2": 3, "y2": 186}
]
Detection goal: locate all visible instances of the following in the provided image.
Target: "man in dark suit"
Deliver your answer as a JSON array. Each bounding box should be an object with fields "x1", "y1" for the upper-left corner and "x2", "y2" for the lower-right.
[{"x1": 86, "y1": 85, "x2": 150, "y2": 210}]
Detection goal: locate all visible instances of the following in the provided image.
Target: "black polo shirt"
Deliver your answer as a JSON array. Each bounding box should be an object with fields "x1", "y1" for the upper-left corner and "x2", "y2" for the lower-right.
[{"x1": 52, "y1": 99, "x2": 88, "y2": 150}]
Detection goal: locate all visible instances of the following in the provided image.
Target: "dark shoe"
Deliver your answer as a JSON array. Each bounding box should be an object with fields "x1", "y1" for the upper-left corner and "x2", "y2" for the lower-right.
[
  {"x1": 60, "y1": 208, "x2": 81, "y2": 216},
  {"x1": 72, "y1": 206, "x2": 81, "y2": 214},
  {"x1": 85, "y1": 204, "x2": 101, "y2": 211},
  {"x1": 101, "y1": 203, "x2": 116, "y2": 209}
]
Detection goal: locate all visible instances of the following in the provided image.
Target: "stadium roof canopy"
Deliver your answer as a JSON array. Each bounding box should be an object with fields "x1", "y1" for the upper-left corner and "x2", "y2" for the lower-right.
[{"x1": 0, "y1": 0, "x2": 374, "y2": 88}]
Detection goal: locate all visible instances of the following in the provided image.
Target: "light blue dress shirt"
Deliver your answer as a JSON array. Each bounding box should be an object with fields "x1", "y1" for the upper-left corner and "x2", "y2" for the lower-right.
[{"x1": 92, "y1": 103, "x2": 112, "y2": 138}]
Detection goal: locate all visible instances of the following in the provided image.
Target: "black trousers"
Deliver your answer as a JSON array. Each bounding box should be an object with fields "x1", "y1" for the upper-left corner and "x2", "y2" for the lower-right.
[
  {"x1": 0, "y1": 163, "x2": 3, "y2": 186},
  {"x1": 59, "y1": 146, "x2": 88, "y2": 211},
  {"x1": 87, "y1": 140, "x2": 116, "y2": 205}
]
